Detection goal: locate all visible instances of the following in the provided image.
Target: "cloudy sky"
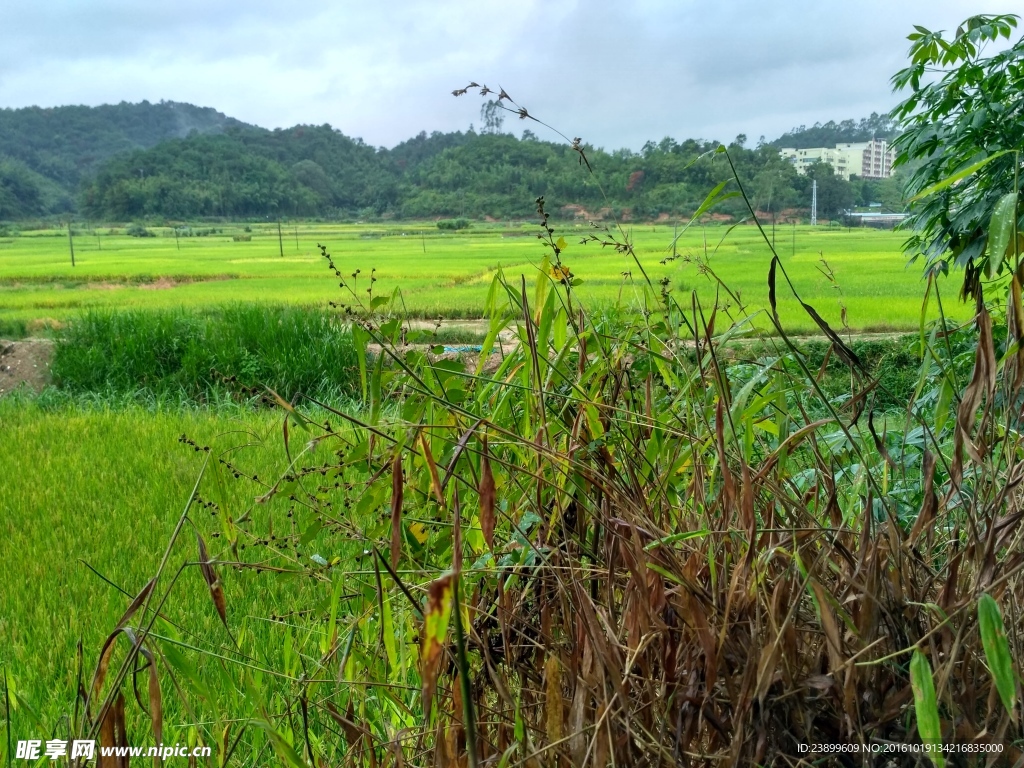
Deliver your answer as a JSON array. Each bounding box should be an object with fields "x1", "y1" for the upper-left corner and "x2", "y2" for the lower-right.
[{"x1": 1, "y1": 1, "x2": 1019, "y2": 150}]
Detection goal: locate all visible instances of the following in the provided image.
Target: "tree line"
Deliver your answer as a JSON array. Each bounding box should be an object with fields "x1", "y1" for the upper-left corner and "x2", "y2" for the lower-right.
[{"x1": 0, "y1": 101, "x2": 906, "y2": 222}]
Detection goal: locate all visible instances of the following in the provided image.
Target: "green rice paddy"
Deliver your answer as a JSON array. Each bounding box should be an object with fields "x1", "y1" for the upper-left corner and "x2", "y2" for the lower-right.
[{"x1": 0, "y1": 221, "x2": 965, "y2": 335}]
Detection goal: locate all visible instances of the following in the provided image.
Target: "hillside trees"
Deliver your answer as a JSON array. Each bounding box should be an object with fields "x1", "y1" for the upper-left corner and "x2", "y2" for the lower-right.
[
  {"x1": 801, "y1": 161, "x2": 855, "y2": 219},
  {"x1": 0, "y1": 101, "x2": 877, "y2": 222},
  {"x1": 76, "y1": 125, "x2": 855, "y2": 221},
  {"x1": 0, "y1": 101, "x2": 250, "y2": 217},
  {"x1": 771, "y1": 112, "x2": 899, "y2": 149}
]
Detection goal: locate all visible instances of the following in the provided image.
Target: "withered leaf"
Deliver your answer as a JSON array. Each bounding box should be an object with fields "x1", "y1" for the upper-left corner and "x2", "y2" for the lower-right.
[
  {"x1": 197, "y1": 533, "x2": 228, "y2": 627},
  {"x1": 421, "y1": 573, "x2": 455, "y2": 717},
  {"x1": 479, "y1": 436, "x2": 496, "y2": 551}
]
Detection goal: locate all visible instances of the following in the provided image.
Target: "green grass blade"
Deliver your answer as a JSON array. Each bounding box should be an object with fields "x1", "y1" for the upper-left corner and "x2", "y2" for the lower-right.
[
  {"x1": 978, "y1": 594, "x2": 1018, "y2": 721},
  {"x1": 910, "y1": 649, "x2": 945, "y2": 768}
]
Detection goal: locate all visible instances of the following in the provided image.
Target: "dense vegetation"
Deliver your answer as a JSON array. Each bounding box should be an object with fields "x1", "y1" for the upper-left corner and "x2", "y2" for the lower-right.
[
  {"x1": 893, "y1": 14, "x2": 1024, "y2": 289},
  {"x1": 768, "y1": 111, "x2": 898, "y2": 149},
  {"x1": 0, "y1": 99, "x2": 905, "y2": 222},
  {"x1": 14, "y1": 220, "x2": 1015, "y2": 765},
  {"x1": 79, "y1": 125, "x2": 907, "y2": 221},
  {"x1": 51, "y1": 306, "x2": 359, "y2": 404},
  {"x1": 0, "y1": 101, "x2": 250, "y2": 217}
]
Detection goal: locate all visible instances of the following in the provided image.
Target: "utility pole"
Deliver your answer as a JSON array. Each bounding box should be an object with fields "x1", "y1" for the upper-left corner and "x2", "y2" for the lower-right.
[
  {"x1": 673, "y1": 221, "x2": 678, "y2": 260},
  {"x1": 67, "y1": 220, "x2": 76, "y2": 267},
  {"x1": 277, "y1": 220, "x2": 284, "y2": 258},
  {"x1": 811, "y1": 180, "x2": 818, "y2": 227},
  {"x1": 294, "y1": 225, "x2": 299, "y2": 252},
  {"x1": 174, "y1": 226, "x2": 180, "y2": 251}
]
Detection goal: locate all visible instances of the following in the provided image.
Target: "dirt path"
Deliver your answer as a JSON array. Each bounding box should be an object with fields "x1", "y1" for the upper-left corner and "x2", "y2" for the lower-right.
[{"x1": 0, "y1": 339, "x2": 54, "y2": 396}]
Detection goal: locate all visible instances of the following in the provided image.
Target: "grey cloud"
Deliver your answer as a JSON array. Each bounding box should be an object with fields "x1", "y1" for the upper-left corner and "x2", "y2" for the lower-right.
[{"x1": 0, "y1": 0, "x2": 1019, "y2": 150}]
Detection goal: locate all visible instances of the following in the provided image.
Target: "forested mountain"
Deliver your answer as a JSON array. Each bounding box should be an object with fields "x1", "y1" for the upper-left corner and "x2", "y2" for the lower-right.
[
  {"x1": 0, "y1": 101, "x2": 904, "y2": 222},
  {"x1": 0, "y1": 101, "x2": 253, "y2": 217},
  {"x1": 79, "y1": 128, "x2": 825, "y2": 221},
  {"x1": 769, "y1": 113, "x2": 898, "y2": 149}
]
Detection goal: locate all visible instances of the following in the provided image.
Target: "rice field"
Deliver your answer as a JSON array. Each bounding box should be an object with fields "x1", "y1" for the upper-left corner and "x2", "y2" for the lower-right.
[{"x1": 0, "y1": 221, "x2": 967, "y2": 335}]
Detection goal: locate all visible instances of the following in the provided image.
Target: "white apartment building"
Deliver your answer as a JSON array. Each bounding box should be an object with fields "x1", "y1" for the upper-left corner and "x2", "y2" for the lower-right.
[{"x1": 778, "y1": 139, "x2": 894, "y2": 181}]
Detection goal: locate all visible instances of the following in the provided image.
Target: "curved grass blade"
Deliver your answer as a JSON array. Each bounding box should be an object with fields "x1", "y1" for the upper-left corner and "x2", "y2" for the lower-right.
[{"x1": 978, "y1": 594, "x2": 1018, "y2": 721}]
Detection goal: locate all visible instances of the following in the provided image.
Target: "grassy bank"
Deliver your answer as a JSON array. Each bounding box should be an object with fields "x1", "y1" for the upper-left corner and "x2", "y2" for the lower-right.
[
  {"x1": 51, "y1": 305, "x2": 359, "y2": 403},
  {"x1": 29, "y1": 303, "x2": 927, "y2": 411}
]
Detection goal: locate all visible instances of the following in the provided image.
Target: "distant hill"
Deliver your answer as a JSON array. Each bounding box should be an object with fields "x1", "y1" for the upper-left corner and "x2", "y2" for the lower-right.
[
  {"x1": 0, "y1": 101, "x2": 903, "y2": 222},
  {"x1": 0, "y1": 101, "x2": 255, "y2": 216},
  {"x1": 769, "y1": 113, "x2": 898, "y2": 149}
]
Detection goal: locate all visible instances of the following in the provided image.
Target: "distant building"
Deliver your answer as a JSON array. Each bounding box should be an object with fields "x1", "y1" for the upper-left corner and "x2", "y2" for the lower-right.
[
  {"x1": 778, "y1": 139, "x2": 894, "y2": 181},
  {"x1": 842, "y1": 211, "x2": 908, "y2": 229}
]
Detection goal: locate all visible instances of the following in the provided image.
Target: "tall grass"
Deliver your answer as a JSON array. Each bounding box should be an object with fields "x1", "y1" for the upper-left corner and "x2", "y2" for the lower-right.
[
  {"x1": 51, "y1": 305, "x2": 360, "y2": 403},
  {"x1": 52, "y1": 216, "x2": 1024, "y2": 765}
]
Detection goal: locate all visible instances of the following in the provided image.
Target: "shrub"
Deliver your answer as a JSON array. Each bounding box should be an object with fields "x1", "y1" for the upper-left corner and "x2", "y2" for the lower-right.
[
  {"x1": 231, "y1": 234, "x2": 251, "y2": 242},
  {"x1": 436, "y1": 217, "x2": 471, "y2": 231},
  {"x1": 125, "y1": 223, "x2": 154, "y2": 238}
]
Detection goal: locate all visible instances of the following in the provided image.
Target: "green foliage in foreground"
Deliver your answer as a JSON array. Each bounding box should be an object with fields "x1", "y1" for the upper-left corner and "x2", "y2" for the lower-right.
[
  {"x1": 35, "y1": 298, "x2": 928, "y2": 410},
  {"x1": 51, "y1": 305, "x2": 360, "y2": 403},
  {"x1": 5, "y1": 220, "x2": 1020, "y2": 762},
  {"x1": 894, "y1": 13, "x2": 1024, "y2": 278}
]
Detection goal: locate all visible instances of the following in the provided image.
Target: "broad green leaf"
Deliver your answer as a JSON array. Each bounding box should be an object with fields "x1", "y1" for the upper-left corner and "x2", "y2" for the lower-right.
[
  {"x1": 299, "y1": 520, "x2": 322, "y2": 546},
  {"x1": 534, "y1": 254, "x2": 550, "y2": 321},
  {"x1": 476, "y1": 312, "x2": 507, "y2": 375},
  {"x1": 552, "y1": 306, "x2": 567, "y2": 351},
  {"x1": 908, "y1": 150, "x2": 1012, "y2": 202},
  {"x1": 978, "y1": 594, "x2": 1017, "y2": 720},
  {"x1": 379, "y1": 317, "x2": 400, "y2": 339},
  {"x1": 536, "y1": 290, "x2": 555, "y2": 370},
  {"x1": 910, "y1": 649, "x2": 945, "y2": 767},
  {"x1": 986, "y1": 191, "x2": 1019, "y2": 278},
  {"x1": 644, "y1": 529, "x2": 711, "y2": 551}
]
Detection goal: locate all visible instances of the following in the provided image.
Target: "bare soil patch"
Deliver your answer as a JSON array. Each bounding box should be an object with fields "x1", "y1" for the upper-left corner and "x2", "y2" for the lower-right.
[
  {"x1": 0, "y1": 338, "x2": 54, "y2": 396},
  {"x1": 138, "y1": 277, "x2": 179, "y2": 290}
]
